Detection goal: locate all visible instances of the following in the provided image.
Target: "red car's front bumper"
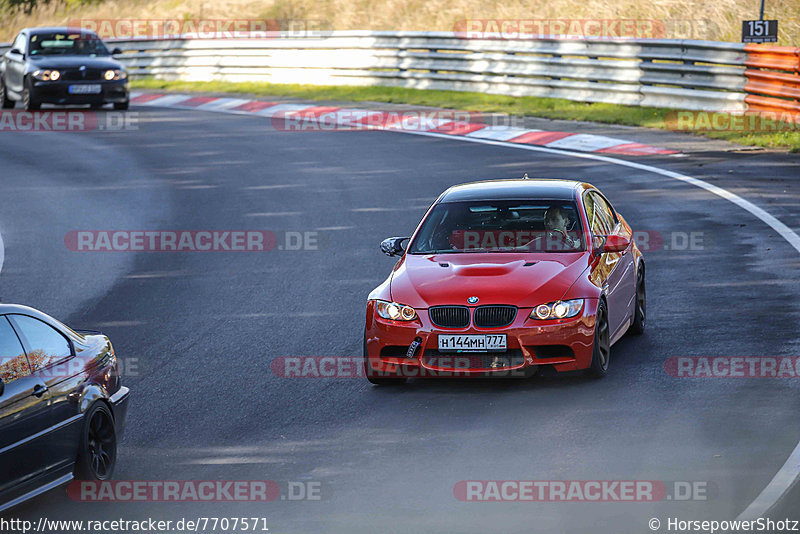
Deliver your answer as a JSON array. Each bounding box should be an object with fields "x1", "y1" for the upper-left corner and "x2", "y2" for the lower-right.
[{"x1": 365, "y1": 299, "x2": 599, "y2": 378}]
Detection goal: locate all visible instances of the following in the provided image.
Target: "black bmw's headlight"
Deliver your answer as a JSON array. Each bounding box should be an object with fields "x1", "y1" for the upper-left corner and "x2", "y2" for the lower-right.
[
  {"x1": 32, "y1": 69, "x2": 60, "y2": 81},
  {"x1": 103, "y1": 69, "x2": 127, "y2": 81}
]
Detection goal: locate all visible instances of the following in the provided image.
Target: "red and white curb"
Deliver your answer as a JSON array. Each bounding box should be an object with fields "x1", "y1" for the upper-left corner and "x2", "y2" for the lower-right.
[{"x1": 129, "y1": 92, "x2": 678, "y2": 156}]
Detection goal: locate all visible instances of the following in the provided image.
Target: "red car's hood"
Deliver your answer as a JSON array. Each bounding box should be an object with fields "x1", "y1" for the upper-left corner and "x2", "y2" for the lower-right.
[{"x1": 390, "y1": 252, "x2": 589, "y2": 309}]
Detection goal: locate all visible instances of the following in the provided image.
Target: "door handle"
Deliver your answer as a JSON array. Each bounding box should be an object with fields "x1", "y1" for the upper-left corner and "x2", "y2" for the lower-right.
[{"x1": 32, "y1": 384, "x2": 48, "y2": 398}]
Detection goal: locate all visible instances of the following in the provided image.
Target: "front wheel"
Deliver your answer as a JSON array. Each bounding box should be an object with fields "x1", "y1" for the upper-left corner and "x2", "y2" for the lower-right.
[
  {"x1": 75, "y1": 402, "x2": 117, "y2": 480},
  {"x1": 628, "y1": 265, "x2": 646, "y2": 335},
  {"x1": 587, "y1": 299, "x2": 611, "y2": 378},
  {"x1": 113, "y1": 101, "x2": 129, "y2": 110},
  {"x1": 22, "y1": 84, "x2": 40, "y2": 111},
  {"x1": 0, "y1": 80, "x2": 14, "y2": 109}
]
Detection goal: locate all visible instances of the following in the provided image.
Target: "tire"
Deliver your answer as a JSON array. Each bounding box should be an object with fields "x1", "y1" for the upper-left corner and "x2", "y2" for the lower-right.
[
  {"x1": 22, "y1": 82, "x2": 40, "y2": 111},
  {"x1": 0, "y1": 80, "x2": 14, "y2": 109},
  {"x1": 114, "y1": 101, "x2": 129, "y2": 110},
  {"x1": 363, "y1": 331, "x2": 407, "y2": 385},
  {"x1": 628, "y1": 265, "x2": 646, "y2": 335},
  {"x1": 90, "y1": 103, "x2": 105, "y2": 109},
  {"x1": 587, "y1": 299, "x2": 611, "y2": 378},
  {"x1": 74, "y1": 402, "x2": 117, "y2": 480}
]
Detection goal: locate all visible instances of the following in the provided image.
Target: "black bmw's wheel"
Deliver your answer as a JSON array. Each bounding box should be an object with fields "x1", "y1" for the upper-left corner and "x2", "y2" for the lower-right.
[
  {"x1": 363, "y1": 331, "x2": 407, "y2": 385},
  {"x1": 588, "y1": 299, "x2": 611, "y2": 378},
  {"x1": 75, "y1": 402, "x2": 117, "y2": 480},
  {"x1": 0, "y1": 80, "x2": 14, "y2": 109},
  {"x1": 22, "y1": 83, "x2": 40, "y2": 111},
  {"x1": 629, "y1": 265, "x2": 646, "y2": 335}
]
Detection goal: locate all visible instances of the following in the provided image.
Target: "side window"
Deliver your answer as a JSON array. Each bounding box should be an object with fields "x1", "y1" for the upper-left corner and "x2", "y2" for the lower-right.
[
  {"x1": 0, "y1": 317, "x2": 31, "y2": 387},
  {"x1": 9, "y1": 315, "x2": 72, "y2": 372},
  {"x1": 588, "y1": 192, "x2": 616, "y2": 235},
  {"x1": 584, "y1": 193, "x2": 596, "y2": 232},
  {"x1": 12, "y1": 33, "x2": 26, "y2": 54}
]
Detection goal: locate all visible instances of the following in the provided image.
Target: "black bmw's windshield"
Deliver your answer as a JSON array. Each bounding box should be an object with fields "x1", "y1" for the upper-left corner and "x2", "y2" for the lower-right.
[
  {"x1": 408, "y1": 199, "x2": 585, "y2": 254},
  {"x1": 28, "y1": 33, "x2": 110, "y2": 56}
]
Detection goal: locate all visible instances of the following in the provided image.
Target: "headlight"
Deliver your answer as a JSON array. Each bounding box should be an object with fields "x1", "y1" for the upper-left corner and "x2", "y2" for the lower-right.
[
  {"x1": 103, "y1": 69, "x2": 127, "y2": 81},
  {"x1": 375, "y1": 300, "x2": 417, "y2": 321},
  {"x1": 530, "y1": 299, "x2": 584, "y2": 320},
  {"x1": 32, "y1": 69, "x2": 60, "y2": 81}
]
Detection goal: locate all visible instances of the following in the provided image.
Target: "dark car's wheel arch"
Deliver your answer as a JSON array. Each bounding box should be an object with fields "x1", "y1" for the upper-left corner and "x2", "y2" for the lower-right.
[
  {"x1": 74, "y1": 400, "x2": 118, "y2": 481},
  {"x1": 22, "y1": 76, "x2": 40, "y2": 111},
  {"x1": 0, "y1": 77, "x2": 14, "y2": 109}
]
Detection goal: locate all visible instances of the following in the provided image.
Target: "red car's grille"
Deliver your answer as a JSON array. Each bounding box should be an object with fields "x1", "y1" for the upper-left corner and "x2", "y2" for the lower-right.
[
  {"x1": 429, "y1": 306, "x2": 470, "y2": 328},
  {"x1": 474, "y1": 305, "x2": 517, "y2": 328},
  {"x1": 423, "y1": 349, "x2": 525, "y2": 370}
]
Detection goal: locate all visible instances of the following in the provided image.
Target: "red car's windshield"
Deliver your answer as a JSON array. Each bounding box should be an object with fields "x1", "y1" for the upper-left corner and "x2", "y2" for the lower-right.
[{"x1": 409, "y1": 199, "x2": 585, "y2": 254}]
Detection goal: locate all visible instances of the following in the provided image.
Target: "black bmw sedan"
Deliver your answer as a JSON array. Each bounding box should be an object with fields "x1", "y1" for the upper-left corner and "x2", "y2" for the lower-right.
[
  {"x1": 0, "y1": 304, "x2": 130, "y2": 513},
  {"x1": 0, "y1": 27, "x2": 129, "y2": 111}
]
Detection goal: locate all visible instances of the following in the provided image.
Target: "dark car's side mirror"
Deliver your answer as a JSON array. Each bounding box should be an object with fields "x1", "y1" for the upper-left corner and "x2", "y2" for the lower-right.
[
  {"x1": 598, "y1": 234, "x2": 630, "y2": 254},
  {"x1": 111, "y1": 47, "x2": 123, "y2": 55},
  {"x1": 380, "y1": 237, "x2": 410, "y2": 257},
  {"x1": 0, "y1": 379, "x2": 4, "y2": 397}
]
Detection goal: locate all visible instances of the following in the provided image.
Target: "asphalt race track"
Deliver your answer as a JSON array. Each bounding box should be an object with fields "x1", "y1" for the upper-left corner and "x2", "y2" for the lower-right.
[{"x1": 2, "y1": 105, "x2": 800, "y2": 533}]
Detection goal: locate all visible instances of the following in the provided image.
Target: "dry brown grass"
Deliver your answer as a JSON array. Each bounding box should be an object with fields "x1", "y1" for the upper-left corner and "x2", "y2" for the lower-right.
[{"x1": 1, "y1": 0, "x2": 798, "y2": 44}]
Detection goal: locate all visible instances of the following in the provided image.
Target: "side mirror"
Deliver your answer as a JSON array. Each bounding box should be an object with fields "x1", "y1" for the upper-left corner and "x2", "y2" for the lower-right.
[
  {"x1": 0, "y1": 380, "x2": 4, "y2": 397},
  {"x1": 380, "y1": 237, "x2": 410, "y2": 257},
  {"x1": 9, "y1": 48, "x2": 22, "y2": 57},
  {"x1": 111, "y1": 47, "x2": 122, "y2": 55},
  {"x1": 600, "y1": 234, "x2": 630, "y2": 254}
]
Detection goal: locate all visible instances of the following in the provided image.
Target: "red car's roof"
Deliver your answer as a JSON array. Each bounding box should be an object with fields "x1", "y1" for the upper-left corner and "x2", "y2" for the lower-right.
[{"x1": 439, "y1": 179, "x2": 585, "y2": 203}]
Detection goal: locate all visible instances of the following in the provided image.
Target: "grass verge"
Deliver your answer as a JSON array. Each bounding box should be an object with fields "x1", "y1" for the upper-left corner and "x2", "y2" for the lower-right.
[{"x1": 132, "y1": 79, "x2": 800, "y2": 152}]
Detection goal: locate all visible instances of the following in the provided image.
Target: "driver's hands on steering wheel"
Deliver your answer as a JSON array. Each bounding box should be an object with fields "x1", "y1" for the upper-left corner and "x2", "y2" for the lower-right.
[{"x1": 547, "y1": 229, "x2": 578, "y2": 249}]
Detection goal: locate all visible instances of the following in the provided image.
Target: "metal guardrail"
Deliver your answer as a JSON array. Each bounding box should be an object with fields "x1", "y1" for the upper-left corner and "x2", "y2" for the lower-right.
[
  {"x1": 108, "y1": 31, "x2": 751, "y2": 112},
  {"x1": 4, "y1": 32, "x2": 796, "y2": 114}
]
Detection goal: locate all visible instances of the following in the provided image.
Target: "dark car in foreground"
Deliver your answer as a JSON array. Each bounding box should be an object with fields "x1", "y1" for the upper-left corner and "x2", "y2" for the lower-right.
[
  {"x1": 365, "y1": 178, "x2": 645, "y2": 384},
  {"x1": 0, "y1": 27, "x2": 129, "y2": 111},
  {"x1": 0, "y1": 304, "x2": 129, "y2": 513}
]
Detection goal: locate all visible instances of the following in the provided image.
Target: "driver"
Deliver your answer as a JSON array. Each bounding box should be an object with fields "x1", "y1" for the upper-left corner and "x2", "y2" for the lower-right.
[{"x1": 543, "y1": 206, "x2": 579, "y2": 250}]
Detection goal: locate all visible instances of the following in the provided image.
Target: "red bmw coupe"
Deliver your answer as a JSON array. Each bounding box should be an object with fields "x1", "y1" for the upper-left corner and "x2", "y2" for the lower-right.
[{"x1": 364, "y1": 178, "x2": 645, "y2": 384}]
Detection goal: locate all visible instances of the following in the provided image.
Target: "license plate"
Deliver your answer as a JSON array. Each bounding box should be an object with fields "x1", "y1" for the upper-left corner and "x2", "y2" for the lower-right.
[
  {"x1": 69, "y1": 84, "x2": 102, "y2": 94},
  {"x1": 438, "y1": 334, "x2": 506, "y2": 352}
]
